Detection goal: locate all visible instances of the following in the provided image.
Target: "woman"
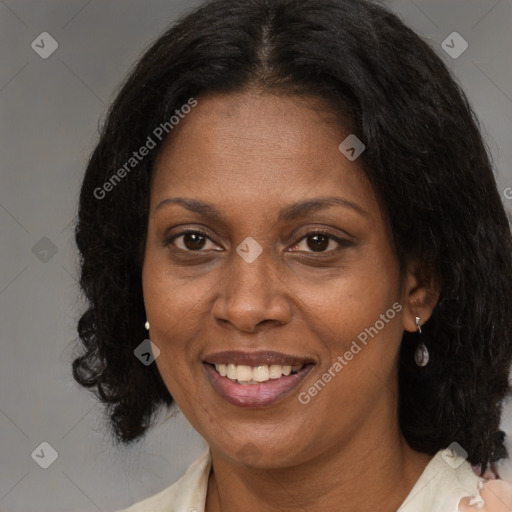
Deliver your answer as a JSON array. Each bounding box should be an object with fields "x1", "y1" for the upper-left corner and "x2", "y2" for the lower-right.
[{"x1": 72, "y1": 0, "x2": 512, "y2": 510}]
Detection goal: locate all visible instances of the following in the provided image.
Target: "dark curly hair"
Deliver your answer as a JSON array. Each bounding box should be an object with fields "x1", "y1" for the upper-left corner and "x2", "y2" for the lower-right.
[{"x1": 73, "y1": 0, "x2": 512, "y2": 473}]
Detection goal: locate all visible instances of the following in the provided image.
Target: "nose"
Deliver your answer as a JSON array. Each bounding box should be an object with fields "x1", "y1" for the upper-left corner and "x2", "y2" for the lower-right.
[{"x1": 211, "y1": 244, "x2": 292, "y2": 333}]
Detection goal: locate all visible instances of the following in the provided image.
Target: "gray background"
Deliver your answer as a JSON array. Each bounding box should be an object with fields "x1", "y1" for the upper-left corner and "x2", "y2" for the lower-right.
[{"x1": 0, "y1": 0, "x2": 511, "y2": 510}]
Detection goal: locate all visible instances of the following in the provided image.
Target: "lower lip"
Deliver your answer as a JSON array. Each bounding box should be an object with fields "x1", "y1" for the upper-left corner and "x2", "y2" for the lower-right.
[{"x1": 203, "y1": 363, "x2": 313, "y2": 408}]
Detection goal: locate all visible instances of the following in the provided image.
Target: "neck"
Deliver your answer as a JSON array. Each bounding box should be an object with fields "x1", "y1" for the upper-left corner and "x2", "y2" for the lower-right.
[{"x1": 205, "y1": 424, "x2": 433, "y2": 512}]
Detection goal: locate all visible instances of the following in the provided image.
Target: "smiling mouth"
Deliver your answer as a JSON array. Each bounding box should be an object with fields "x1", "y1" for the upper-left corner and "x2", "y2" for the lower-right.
[
  {"x1": 203, "y1": 361, "x2": 314, "y2": 407},
  {"x1": 208, "y1": 362, "x2": 305, "y2": 384}
]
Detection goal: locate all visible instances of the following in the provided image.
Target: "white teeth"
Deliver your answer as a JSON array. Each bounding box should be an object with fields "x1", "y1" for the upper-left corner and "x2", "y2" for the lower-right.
[
  {"x1": 252, "y1": 365, "x2": 269, "y2": 382},
  {"x1": 227, "y1": 364, "x2": 237, "y2": 380},
  {"x1": 269, "y1": 365, "x2": 283, "y2": 379},
  {"x1": 236, "y1": 365, "x2": 253, "y2": 382},
  {"x1": 213, "y1": 363, "x2": 301, "y2": 383}
]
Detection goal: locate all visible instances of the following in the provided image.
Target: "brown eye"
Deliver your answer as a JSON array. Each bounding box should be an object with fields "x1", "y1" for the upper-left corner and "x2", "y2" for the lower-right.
[
  {"x1": 306, "y1": 234, "x2": 330, "y2": 252},
  {"x1": 182, "y1": 232, "x2": 207, "y2": 250},
  {"x1": 166, "y1": 230, "x2": 219, "y2": 251},
  {"x1": 290, "y1": 231, "x2": 351, "y2": 254}
]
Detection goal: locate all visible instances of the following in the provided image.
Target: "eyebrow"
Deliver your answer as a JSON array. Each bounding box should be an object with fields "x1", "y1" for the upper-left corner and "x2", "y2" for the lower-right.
[{"x1": 155, "y1": 196, "x2": 369, "y2": 223}]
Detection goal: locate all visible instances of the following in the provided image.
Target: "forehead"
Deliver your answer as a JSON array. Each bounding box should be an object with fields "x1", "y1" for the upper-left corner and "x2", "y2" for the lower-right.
[{"x1": 150, "y1": 91, "x2": 376, "y2": 218}]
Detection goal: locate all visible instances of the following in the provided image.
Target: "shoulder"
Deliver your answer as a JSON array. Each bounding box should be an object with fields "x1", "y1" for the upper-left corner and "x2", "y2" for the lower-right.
[
  {"x1": 399, "y1": 447, "x2": 512, "y2": 512},
  {"x1": 459, "y1": 476, "x2": 512, "y2": 511},
  {"x1": 449, "y1": 450, "x2": 512, "y2": 512},
  {"x1": 116, "y1": 449, "x2": 211, "y2": 512}
]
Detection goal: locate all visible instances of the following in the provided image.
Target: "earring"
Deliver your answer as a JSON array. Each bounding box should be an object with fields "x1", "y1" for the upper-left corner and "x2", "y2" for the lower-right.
[
  {"x1": 145, "y1": 321, "x2": 150, "y2": 331},
  {"x1": 415, "y1": 316, "x2": 422, "y2": 335},
  {"x1": 414, "y1": 316, "x2": 429, "y2": 367}
]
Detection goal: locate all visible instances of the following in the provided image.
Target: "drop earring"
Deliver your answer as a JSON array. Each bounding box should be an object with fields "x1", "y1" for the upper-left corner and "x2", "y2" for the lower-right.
[
  {"x1": 145, "y1": 321, "x2": 150, "y2": 331},
  {"x1": 414, "y1": 316, "x2": 429, "y2": 367}
]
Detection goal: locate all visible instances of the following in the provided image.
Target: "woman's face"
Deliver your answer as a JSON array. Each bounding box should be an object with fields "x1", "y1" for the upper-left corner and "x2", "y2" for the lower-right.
[{"x1": 142, "y1": 90, "x2": 422, "y2": 468}]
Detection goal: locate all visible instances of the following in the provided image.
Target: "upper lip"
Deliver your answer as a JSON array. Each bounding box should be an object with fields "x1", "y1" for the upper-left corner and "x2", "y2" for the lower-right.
[{"x1": 203, "y1": 350, "x2": 314, "y2": 367}]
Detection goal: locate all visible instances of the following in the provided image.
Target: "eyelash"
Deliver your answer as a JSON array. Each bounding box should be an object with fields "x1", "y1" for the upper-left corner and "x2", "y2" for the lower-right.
[{"x1": 164, "y1": 228, "x2": 351, "y2": 254}]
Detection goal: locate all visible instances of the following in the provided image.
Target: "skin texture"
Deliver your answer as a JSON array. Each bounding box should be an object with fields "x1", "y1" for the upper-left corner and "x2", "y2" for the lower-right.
[{"x1": 142, "y1": 90, "x2": 438, "y2": 512}]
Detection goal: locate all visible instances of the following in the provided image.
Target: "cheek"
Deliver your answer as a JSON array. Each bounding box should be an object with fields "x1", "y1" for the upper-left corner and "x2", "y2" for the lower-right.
[
  {"x1": 143, "y1": 249, "x2": 208, "y2": 333},
  {"x1": 142, "y1": 259, "x2": 203, "y2": 392},
  {"x1": 301, "y1": 258, "x2": 400, "y2": 346},
  {"x1": 295, "y1": 246, "x2": 403, "y2": 398}
]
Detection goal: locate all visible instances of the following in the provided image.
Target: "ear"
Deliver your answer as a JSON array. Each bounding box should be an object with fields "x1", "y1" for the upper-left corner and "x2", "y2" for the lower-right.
[{"x1": 402, "y1": 263, "x2": 440, "y2": 333}]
